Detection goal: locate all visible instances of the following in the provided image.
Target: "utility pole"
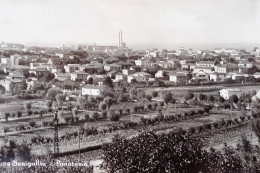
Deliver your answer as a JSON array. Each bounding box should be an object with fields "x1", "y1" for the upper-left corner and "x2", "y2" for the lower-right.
[
  {"x1": 53, "y1": 110, "x2": 59, "y2": 158},
  {"x1": 78, "y1": 127, "x2": 81, "y2": 162}
]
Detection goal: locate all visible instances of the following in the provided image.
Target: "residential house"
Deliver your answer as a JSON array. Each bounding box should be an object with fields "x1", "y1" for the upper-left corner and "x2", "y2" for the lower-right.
[
  {"x1": 103, "y1": 63, "x2": 121, "y2": 71},
  {"x1": 107, "y1": 70, "x2": 117, "y2": 78},
  {"x1": 0, "y1": 57, "x2": 11, "y2": 64},
  {"x1": 87, "y1": 74, "x2": 107, "y2": 85},
  {"x1": 116, "y1": 62, "x2": 133, "y2": 69},
  {"x1": 10, "y1": 54, "x2": 27, "y2": 65},
  {"x1": 70, "y1": 71, "x2": 88, "y2": 81},
  {"x1": 26, "y1": 77, "x2": 39, "y2": 90},
  {"x1": 196, "y1": 61, "x2": 215, "y2": 67},
  {"x1": 122, "y1": 68, "x2": 135, "y2": 75},
  {"x1": 127, "y1": 72, "x2": 151, "y2": 83},
  {"x1": 238, "y1": 66, "x2": 249, "y2": 73},
  {"x1": 180, "y1": 60, "x2": 196, "y2": 65},
  {"x1": 113, "y1": 73, "x2": 124, "y2": 82},
  {"x1": 234, "y1": 56, "x2": 241, "y2": 61},
  {"x1": 6, "y1": 72, "x2": 25, "y2": 81},
  {"x1": 181, "y1": 64, "x2": 190, "y2": 70},
  {"x1": 209, "y1": 72, "x2": 227, "y2": 82},
  {"x1": 253, "y1": 72, "x2": 260, "y2": 79},
  {"x1": 81, "y1": 84, "x2": 108, "y2": 96},
  {"x1": 155, "y1": 70, "x2": 164, "y2": 78},
  {"x1": 215, "y1": 63, "x2": 239, "y2": 73},
  {"x1": 0, "y1": 79, "x2": 23, "y2": 92},
  {"x1": 167, "y1": 59, "x2": 180, "y2": 66},
  {"x1": 64, "y1": 64, "x2": 81, "y2": 73},
  {"x1": 192, "y1": 71, "x2": 210, "y2": 82},
  {"x1": 135, "y1": 59, "x2": 152, "y2": 67},
  {"x1": 219, "y1": 88, "x2": 241, "y2": 100},
  {"x1": 80, "y1": 63, "x2": 103, "y2": 73},
  {"x1": 169, "y1": 72, "x2": 187, "y2": 84},
  {"x1": 156, "y1": 61, "x2": 175, "y2": 69},
  {"x1": 213, "y1": 48, "x2": 240, "y2": 54},
  {"x1": 54, "y1": 73, "x2": 70, "y2": 80},
  {"x1": 30, "y1": 63, "x2": 49, "y2": 70},
  {"x1": 251, "y1": 48, "x2": 260, "y2": 57},
  {"x1": 238, "y1": 60, "x2": 253, "y2": 68},
  {"x1": 190, "y1": 64, "x2": 196, "y2": 70},
  {"x1": 193, "y1": 66, "x2": 214, "y2": 74},
  {"x1": 29, "y1": 68, "x2": 50, "y2": 77}
]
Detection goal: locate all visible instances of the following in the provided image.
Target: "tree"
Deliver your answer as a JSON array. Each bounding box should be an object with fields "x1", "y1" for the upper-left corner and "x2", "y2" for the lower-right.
[
  {"x1": 46, "y1": 100, "x2": 52, "y2": 109},
  {"x1": 4, "y1": 113, "x2": 10, "y2": 122},
  {"x1": 24, "y1": 102, "x2": 32, "y2": 110},
  {"x1": 102, "y1": 131, "x2": 249, "y2": 172},
  {"x1": 108, "y1": 110, "x2": 120, "y2": 121},
  {"x1": 23, "y1": 71, "x2": 30, "y2": 79},
  {"x1": 152, "y1": 91, "x2": 158, "y2": 98},
  {"x1": 163, "y1": 92, "x2": 173, "y2": 107},
  {"x1": 52, "y1": 101, "x2": 58, "y2": 110},
  {"x1": 15, "y1": 144, "x2": 31, "y2": 161},
  {"x1": 146, "y1": 95, "x2": 152, "y2": 101},
  {"x1": 86, "y1": 77, "x2": 93, "y2": 84},
  {"x1": 55, "y1": 94, "x2": 65, "y2": 107},
  {"x1": 103, "y1": 96, "x2": 116, "y2": 108},
  {"x1": 60, "y1": 67, "x2": 66, "y2": 73},
  {"x1": 76, "y1": 95, "x2": 86, "y2": 107},
  {"x1": 185, "y1": 93, "x2": 194, "y2": 100},
  {"x1": 21, "y1": 80, "x2": 27, "y2": 90},
  {"x1": 46, "y1": 88, "x2": 62, "y2": 101},
  {"x1": 3, "y1": 127, "x2": 10, "y2": 136},
  {"x1": 39, "y1": 72, "x2": 55, "y2": 82},
  {"x1": 208, "y1": 95, "x2": 215, "y2": 102},
  {"x1": 199, "y1": 94, "x2": 207, "y2": 102},
  {"x1": 99, "y1": 102, "x2": 107, "y2": 111},
  {"x1": 103, "y1": 76, "x2": 114, "y2": 88},
  {"x1": 0, "y1": 84, "x2": 6, "y2": 94},
  {"x1": 230, "y1": 94, "x2": 239, "y2": 104},
  {"x1": 29, "y1": 121, "x2": 36, "y2": 129},
  {"x1": 219, "y1": 96, "x2": 225, "y2": 103}
]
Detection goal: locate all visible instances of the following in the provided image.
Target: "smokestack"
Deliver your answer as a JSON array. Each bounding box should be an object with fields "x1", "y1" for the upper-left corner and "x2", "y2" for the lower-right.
[
  {"x1": 121, "y1": 29, "x2": 123, "y2": 43},
  {"x1": 119, "y1": 32, "x2": 121, "y2": 47}
]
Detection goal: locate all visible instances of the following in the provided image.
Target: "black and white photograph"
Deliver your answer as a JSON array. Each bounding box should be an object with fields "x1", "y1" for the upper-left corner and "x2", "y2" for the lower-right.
[{"x1": 0, "y1": 0, "x2": 260, "y2": 172}]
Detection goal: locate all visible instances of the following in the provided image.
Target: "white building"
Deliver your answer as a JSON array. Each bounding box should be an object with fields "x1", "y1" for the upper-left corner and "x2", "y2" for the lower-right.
[
  {"x1": 64, "y1": 64, "x2": 81, "y2": 73},
  {"x1": 0, "y1": 57, "x2": 11, "y2": 64},
  {"x1": 219, "y1": 88, "x2": 241, "y2": 100},
  {"x1": 169, "y1": 72, "x2": 187, "y2": 84},
  {"x1": 135, "y1": 59, "x2": 151, "y2": 67},
  {"x1": 81, "y1": 84, "x2": 108, "y2": 96},
  {"x1": 127, "y1": 72, "x2": 151, "y2": 83},
  {"x1": 155, "y1": 70, "x2": 164, "y2": 78},
  {"x1": 253, "y1": 72, "x2": 260, "y2": 79},
  {"x1": 196, "y1": 61, "x2": 215, "y2": 67},
  {"x1": 238, "y1": 60, "x2": 253, "y2": 68}
]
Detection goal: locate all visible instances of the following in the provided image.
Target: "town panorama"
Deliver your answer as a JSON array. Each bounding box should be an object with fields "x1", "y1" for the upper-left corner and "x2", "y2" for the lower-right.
[{"x1": 0, "y1": 38, "x2": 260, "y2": 172}]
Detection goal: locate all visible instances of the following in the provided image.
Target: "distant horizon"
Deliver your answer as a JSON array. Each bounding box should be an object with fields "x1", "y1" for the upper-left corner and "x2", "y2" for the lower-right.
[{"x1": 2, "y1": 40, "x2": 259, "y2": 52}]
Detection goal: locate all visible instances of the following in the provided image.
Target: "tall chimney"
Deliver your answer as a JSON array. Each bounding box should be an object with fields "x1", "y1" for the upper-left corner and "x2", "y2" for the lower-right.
[
  {"x1": 121, "y1": 29, "x2": 123, "y2": 43},
  {"x1": 119, "y1": 32, "x2": 121, "y2": 47}
]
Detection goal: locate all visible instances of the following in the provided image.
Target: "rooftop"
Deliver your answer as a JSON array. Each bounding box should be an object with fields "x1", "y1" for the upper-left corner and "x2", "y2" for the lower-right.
[
  {"x1": 197, "y1": 61, "x2": 214, "y2": 64},
  {"x1": 82, "y1": 84, "x2": 108, "y2": 89}
]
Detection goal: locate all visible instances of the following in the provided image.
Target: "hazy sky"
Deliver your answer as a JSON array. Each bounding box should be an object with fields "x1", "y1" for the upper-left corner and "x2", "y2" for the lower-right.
[{"x1": 0, "y1": 0, "x2": 259, "y2": 50}]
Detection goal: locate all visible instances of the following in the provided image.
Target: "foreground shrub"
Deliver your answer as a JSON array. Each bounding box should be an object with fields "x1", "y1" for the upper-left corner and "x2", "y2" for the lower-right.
[
  {"x1": 108, "y1": 110, "x2": 120, "y2": 121},
  {"x1": 102, "y1": 131, "x2": 251, "y2": 173}
]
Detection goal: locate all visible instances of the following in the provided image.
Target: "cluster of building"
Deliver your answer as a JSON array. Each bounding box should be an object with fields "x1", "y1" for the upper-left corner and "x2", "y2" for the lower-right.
[{"x1": 0, "y1": 40, "x2": 259, "y2": 97}]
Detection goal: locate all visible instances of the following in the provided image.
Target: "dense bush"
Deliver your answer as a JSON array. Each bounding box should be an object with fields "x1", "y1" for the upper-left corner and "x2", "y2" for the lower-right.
[
  {"x1": 108, "y1": 110, "x2": 120, "y2": 121},
  {"x1": 102, "y1": 131, "x2": 250, "y2": 172}
]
